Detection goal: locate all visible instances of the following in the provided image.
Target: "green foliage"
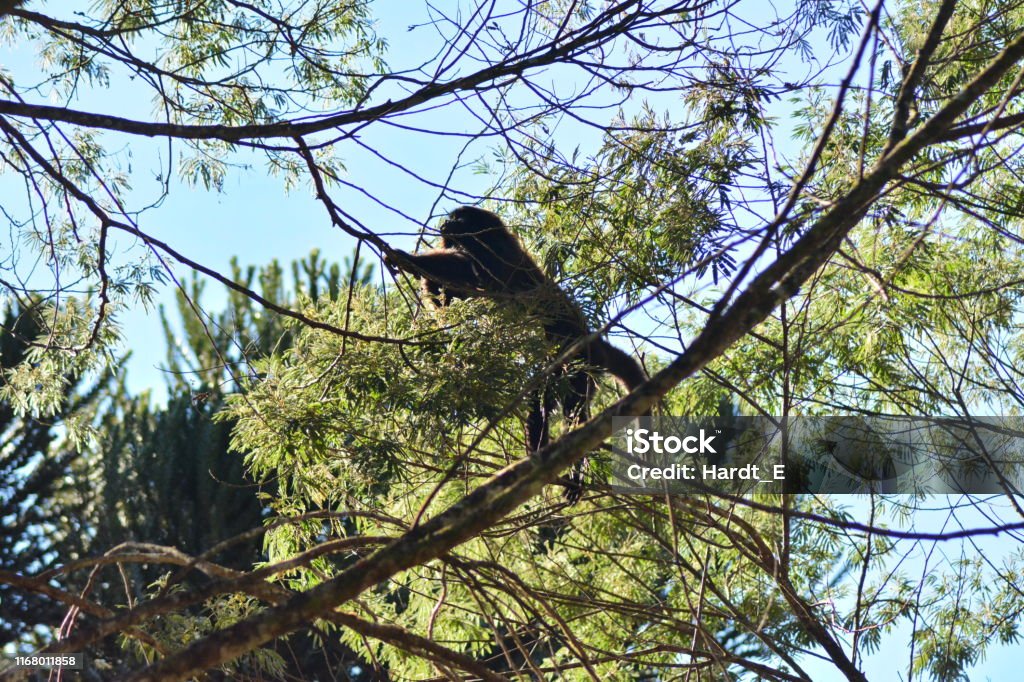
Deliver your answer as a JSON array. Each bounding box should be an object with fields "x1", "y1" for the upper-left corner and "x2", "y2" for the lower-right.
[
  {"x1": 0, "y1": 297, "x2": 122, "y2": 427},
  {"x1": 78, "y1": 250, "x2": 373, "y2": 675},
  {"x1": 124, "y1": 582, "x2": 287, "y2": 680},
  {"x1": 507, "y1": 111, "x2": 751, "y2": 306},
  {"x1": 227, "y1": 285, "x2": 551, "y2": 509},
  {"x1": 0, "y1": 300, "x2": 112, "y2": 649},
  {"x1": 0, "y1": 251, "x2": 377, "y2": 675}
]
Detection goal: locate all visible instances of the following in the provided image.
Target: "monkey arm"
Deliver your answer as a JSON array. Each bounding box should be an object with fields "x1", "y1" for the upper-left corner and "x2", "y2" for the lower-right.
[{"x1": 385, "y1": 249, "x2": 485, "y2": 299}]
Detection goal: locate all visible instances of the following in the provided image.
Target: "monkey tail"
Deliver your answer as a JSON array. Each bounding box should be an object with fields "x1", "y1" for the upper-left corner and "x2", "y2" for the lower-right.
[{"x1": 587, "y1": 337, "x2": 648, "y2": 403}]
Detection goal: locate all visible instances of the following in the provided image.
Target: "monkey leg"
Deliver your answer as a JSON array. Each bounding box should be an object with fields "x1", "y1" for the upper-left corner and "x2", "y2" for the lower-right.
[
  {"x1": 558, "y1": 369, "x2": 596, "y2": 503},
  {"x1": 525, "y1": 383, "x2": 558, "y2": 453},
  {"x1": 562, "y1": 369, "x2": 596, "y2": 426}
]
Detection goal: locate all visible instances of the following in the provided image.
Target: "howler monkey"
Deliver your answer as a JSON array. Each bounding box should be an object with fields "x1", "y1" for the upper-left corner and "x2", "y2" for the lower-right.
[{"x1": 387, "y1": 206, "x2": 647, "y2": 498}]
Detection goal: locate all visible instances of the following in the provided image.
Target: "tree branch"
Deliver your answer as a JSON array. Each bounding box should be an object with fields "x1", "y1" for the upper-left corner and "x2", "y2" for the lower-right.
[{"x1": 0, "y1": 1, "x2": 691, "y2": 142}]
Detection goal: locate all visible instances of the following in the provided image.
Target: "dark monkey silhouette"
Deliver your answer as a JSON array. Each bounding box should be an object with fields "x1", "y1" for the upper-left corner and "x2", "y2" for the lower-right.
[{"x1": 387, "y1": 206, "x2": 647, "y2": 498}]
